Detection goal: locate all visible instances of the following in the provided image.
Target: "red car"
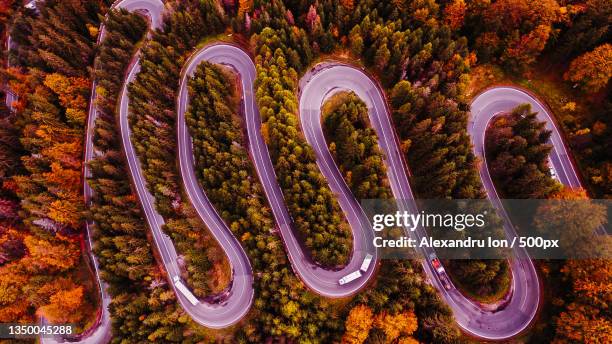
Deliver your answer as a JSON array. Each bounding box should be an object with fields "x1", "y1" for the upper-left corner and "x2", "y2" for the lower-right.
[
  {"x1": 432, "y1": 257, "x2": 441, "y2": 270},
  {"x1": 430, "y1": 255, "x2": 445, "y2": 274}
]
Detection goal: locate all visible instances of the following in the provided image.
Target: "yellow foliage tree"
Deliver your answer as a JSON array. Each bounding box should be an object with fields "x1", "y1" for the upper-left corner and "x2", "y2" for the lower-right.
[
  {"x1": 342, "y1": 304, "x2": 374, "y2": 344},
  {"x1": 22, "y1": 236, "x2": 79, "y2": 273},
  {"x1": 261, "y1": 122, "x2": 270, "y2": 144},
  {"x1": 48, "y1": 199, "x2": 81, "y2": 228},
  {"x1": 374, "y1": 311, "x2": 418, "y2": 342},
  {"x1": 0, "y1": 265, "x2": 30, "y2": 322},
  {"x1": 43, "y1": 73, "x2": 90, "y2": 126},
  {"x1": 36, "y1": 286, "x2": 85, "y2": 324},
  {"x1": 238, "y1": 0, "x2": 253, "y2": 18}
]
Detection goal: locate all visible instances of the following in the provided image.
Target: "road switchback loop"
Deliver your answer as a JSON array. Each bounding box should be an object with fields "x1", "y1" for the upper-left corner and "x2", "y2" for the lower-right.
[{"x1": 299, "y1": 63, "x2": 541, "y2": 340}]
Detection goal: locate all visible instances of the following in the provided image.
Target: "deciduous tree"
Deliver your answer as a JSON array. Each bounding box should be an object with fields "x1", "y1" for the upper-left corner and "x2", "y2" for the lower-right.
[
  {"x1": 564, "y1": 44, "x2": 612, "y2": 93},
  {"x1": 342, "y1": 304, "x2": 374, "y2": 344}
]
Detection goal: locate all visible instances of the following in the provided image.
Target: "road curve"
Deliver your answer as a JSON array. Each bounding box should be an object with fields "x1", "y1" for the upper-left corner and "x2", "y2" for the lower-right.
[
  {"x1": 470, "y1": 87, "x2": 582, "y2": 188},
  {"x1": 118, "y1": 7, "x2": 255, "y2": 330},
  {"x1": 465, "y1": 85, "x2": 609, "y2": 338},
  {"x1": 32, "y1": 1, "x2": 584, "y2": 339},
  {"x1": 175, "y1": 45, "x2": 256, "y2": 326},
  {"x1": 470, "y1": 86, "x2": 606, "y2": 237},
  {"x1": 39, "y1": 0, "x2": 165, "y2": 342},
  {"x1": 178, "y1": 44, "x2": 378, "y2": 298},
  {"x1": 299, "y1": 64, "x2": 540, "y2": 340}
]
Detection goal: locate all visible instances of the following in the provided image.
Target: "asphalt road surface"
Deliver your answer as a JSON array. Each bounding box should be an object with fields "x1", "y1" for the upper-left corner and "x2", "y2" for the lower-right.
[
  {"x1": 116, "y1": 2, "x2": 256, "y2": 330},
  {"x1": 42, "y1": 1, "x2": 164, "y2": 342},
  {"x1": 4, "y1": 33, "x2": 16, "y2": 112},
  {"x1": 299, "y1": 64, "x2": 541, "y2": 340},
  {"x1": 174, "y1": 45, "x2": 257, "y2": 327},
  {"x1": 33, "y1": 0, "x2": 598, "y2": 340},
  {"x1": 470, "y1": 86, "x2": 607, "y2": 237},
  {"x1": 179, "y1": 44, "x2": 379, "y2": 298}
]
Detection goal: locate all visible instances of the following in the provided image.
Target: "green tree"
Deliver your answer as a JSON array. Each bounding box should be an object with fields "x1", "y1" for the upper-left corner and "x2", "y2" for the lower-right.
[{"x1": 486, "y1": 103, "x2": 560, "y2": 199}]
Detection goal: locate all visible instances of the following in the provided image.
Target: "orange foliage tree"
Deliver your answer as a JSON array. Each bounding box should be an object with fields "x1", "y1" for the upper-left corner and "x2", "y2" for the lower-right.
[
  {"x1": 340, "y1": 0, "x2": 354, "y2": 11},
  {"x1": 36, "y1": 277, "x2": 89, "y2": 324},
  {"x1": 43, "y1": 73, "x2": 90, "y2": 126},
  {"x1": 0, "y1": 0, "x2": 14, "y2": 17},
  {"x1": 342, "y1": 304, "x2": 374, "y2": 344},
  {"x1": 503, "y1": 24, "x2": 551, "y2": 68},
  {"x1": 564, "y1": 43, "x2": 612, "y2": 93},
  {"x1": 474, "y1": 0, "x2": 561, "y2": 70},
  {"x1": 21, "y1": 236, "x2": 80, "y2": 273},
  {"x1": 0, "y1": 264, "x2": 29, "y2": 322},
  {"x1": 342, "y1": 307, "x2": 420, "y2": 343},
  {"x1": 374, "y1": 311, "x2": 418, "y2": 342},
  {"x1": 553, "y1": 259, "x2": 612, "y2": 343},
  {"x1": 443, "y1": 0, "x2": 467, "y2": 30},
  {"x1": 5, "y1": 67, "x2": 33, "y2": 113},
  {"x1": 237, "y1": 0, "x2": 253, "y2": 18},
  {"x1": 398, "y1": 337, "x2": 420, "y2": 344}
]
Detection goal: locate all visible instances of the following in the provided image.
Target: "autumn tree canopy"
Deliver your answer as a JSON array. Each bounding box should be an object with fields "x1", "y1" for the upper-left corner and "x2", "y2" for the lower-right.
[{"x1": 564, "y1": 43, "x2": 612, "y2": 93}]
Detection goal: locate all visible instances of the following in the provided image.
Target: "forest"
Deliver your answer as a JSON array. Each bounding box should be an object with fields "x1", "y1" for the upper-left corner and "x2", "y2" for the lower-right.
[
  {"x1": 320, "y1": 90, "x2": 460, "y2": 343},
  {"x1": 322, "y1": 92, "x2": 391, "y2": 201},
  {"x1": 185, "y1": 60, "x2": 345, "y2": 342},
  {"x1": 0, "y1": 0, "x2": 114, "y2": 330},
  {"x1": 88, "y1": 10, "x2": 206, "y2": 342},
  {"x1": 458, "y1": 0, "x2": 611, "y2": 199},
  {"x1": 0, "y1": 0, "x2": 609, "y2": 343},
  {"x1": 126, "y1": 0, "x2": 233, "y2": 301},
  {"x1": 253, "y1": 25, "x2": 353, "y2": 267},
  {"x1": 486, "y1": 104, "x2": 560, "y2": 199},
  {"x1": 485, "y1": 105, "x2": 611, "y2": 341}
]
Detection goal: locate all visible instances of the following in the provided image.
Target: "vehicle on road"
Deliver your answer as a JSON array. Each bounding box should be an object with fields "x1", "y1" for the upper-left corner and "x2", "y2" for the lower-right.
[
  {"x1": 439, "y1": 274, "x2": 452, "y2": 291},
  {"x1": 173, "y1": 276, "x2": 199, "y2": 306},
  {"x1": 549, "y1": 160, "x2": 558, "y2": 180},
  {"x1": 360, "y1": 254, "x2": 373, "y2": 272},
  {"x1": 429, "y1": 253, "x2": 445, "y2": 274},
  {"x1": 339, "y1": 271, "x2": 362, "y2": 285}
]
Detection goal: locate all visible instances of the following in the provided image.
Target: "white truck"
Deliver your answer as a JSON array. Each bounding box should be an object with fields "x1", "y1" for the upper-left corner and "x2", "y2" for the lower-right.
[
  {"x1": 173, "y1": 276, "x2": 199, "y2": 306},
  {"x1": 550, "y1": 165, "x2": 558, "y2": 180},
  {"x1": 360, "y1": 254, "x2": 374, "y2": 272},
  {"x1": 339, "y1": 271, "x2": 362, "y2": 285},
  {"x1": 548, "y1": 158, "x2": 559, "y2": 180}
]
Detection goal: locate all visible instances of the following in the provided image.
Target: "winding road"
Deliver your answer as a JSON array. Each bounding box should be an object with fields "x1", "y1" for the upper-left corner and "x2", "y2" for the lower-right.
[
  {"x1": 117, "y1": 2, "x2": 257, "y2": 329},
  {"x1": 471, "y1": 87, "x2": 580, "y2": 189},
  {"x1": 29, "y1": 0, "x2": 596, "y2": 340},
  {"x1": 178, "y1": 44, "x2": 378, "y2": 299},
  {"x1": 42, "y1": 0, "x2": 164, "y2": 342},
  {"x1": 299, "y1": 64, "x2": 542, "y2": 340},
  {"x1": 470, "y1": 87, "x2": 607, "y2": 238}
]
